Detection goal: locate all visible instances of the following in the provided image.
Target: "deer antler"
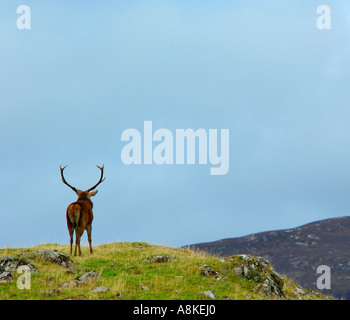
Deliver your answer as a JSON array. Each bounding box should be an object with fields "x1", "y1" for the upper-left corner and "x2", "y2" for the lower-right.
[
  {"x1": 59, "y1": 164, "x2": 78, "y2": 193},
  {"x1": 87, "y1": 164, "x2": 105, "y2": 192}
]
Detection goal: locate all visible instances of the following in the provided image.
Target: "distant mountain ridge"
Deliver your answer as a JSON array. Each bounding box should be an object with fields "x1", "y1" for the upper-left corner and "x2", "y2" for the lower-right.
[{"x1": 187, "y1": 216, "x2": 350, "y2": 299}]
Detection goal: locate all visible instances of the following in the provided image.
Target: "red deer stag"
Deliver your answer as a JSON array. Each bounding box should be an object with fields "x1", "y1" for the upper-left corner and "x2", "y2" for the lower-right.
[{"x1": 59, "y1": 164, "x2": 105, "y2": 256}]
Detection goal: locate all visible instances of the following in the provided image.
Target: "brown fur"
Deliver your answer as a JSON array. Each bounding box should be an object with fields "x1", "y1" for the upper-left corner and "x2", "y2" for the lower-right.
[{"x1": 66, "y1": 195, "x2": 94, "y2": 256}]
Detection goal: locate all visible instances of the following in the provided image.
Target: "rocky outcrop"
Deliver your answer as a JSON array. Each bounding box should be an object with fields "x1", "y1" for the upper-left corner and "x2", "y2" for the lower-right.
[
  {"x1": 0, "y1": 255, "x2": 38, "y2": 282},
  {"x1": 0, "y1": 250, "x2": 74, "y2": 283},
  {"x1": 229, "y1": 254, "x2": 285, "y2": 297},
  {"x1": 0, "y1": 271, "x2": 13, "y2": 283},
  {"x1": 32, "y1": 250, "x2": 73, "y2": 269},
  {"x1": 0, "y1": 255, "x2": 37, "y2": 273}
]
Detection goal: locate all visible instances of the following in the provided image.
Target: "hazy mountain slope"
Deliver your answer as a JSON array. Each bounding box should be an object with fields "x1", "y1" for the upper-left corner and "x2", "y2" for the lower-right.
[{"x1": 187, "y1": 217, "x2": 350, "y2": 299}]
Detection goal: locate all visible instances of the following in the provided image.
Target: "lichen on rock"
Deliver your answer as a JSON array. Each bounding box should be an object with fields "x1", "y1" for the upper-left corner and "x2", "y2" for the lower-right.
[{"x1": 229, "y1": 254, "x2": 285, "y2": 297}]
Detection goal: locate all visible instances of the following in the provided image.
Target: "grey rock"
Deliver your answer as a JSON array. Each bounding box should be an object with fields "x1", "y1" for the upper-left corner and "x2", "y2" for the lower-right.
[
  {"x1": 58, "y1": 280, "x2": 77, "y2": 289},
  {"x1": 58, "y1": 271, "x2": 100, "y2": 288},
  {"x1": 199, "y1": 264, "x2": 224, "y2": 280},
  {"x1": 62, "y1": 295, "x2": 87, "y2": 300},
  {"x1": 16, "y1": 258, "x2": 38, "y2": 274},
  {"x1": 0, "y1": 271, "x2": 13, "y2": 283},
  {"x1": 143, "y1": 255, "x2": 171, "y2": 263},
  {"x1": 33, "y1": 250, "x2": 73, "y2": 269},
  {"x1": 0, "y1": 256, "x2": 17, "y2": 272},
  {"x1": 202, "y1": 290, "x2": 216, "y2": 299},
  {"x1": 40, "y1": 289, "x2": 61, "y2": 296},
  {"x1": 74, "y1": 271, "x2": 100, "y2": 284},
  {"x1": 234, "y1": 266, "x2": 243, "y2": 275},
  {"x1": 141, "y1": 283, "x2": 149, "y2": 291},
  {"x1": 92, "y1": 286, "x2": 110, "y2": 293},
  {"x1": 295, "y1": 286, "x2": 306, "y2": 295},
  {"x1": 0, "y1": 255, "x2": 38, "y2": 274}
]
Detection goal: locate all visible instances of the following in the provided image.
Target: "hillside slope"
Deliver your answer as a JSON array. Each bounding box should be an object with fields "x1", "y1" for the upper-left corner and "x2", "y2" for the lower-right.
[
  {"x1": 187, "y1": 216, "x2": 350, "y2": 299},
  {"x1": 0, "y1": 242, "x2": 330, "y2": 300}
]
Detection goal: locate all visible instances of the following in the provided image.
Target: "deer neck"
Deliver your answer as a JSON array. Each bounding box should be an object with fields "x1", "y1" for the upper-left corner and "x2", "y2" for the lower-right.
[{"x1": 77, "y1": 197, "x2": 93, "y2": 208}]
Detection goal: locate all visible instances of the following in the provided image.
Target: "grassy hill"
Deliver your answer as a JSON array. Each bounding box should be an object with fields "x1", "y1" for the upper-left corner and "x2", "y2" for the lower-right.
[{"x1": 0, "y1": 242, "x2": 332, "y2": 300}]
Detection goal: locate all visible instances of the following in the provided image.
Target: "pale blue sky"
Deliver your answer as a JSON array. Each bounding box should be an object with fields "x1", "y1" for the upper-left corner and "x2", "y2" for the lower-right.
[{"x1": 1, "y1": 1, "x2": 350, "y2": 248}]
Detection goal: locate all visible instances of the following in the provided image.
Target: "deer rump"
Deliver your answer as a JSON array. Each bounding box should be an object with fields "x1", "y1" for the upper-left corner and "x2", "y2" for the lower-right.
[{"x1": 66, "y1": 201, "x2": 93, "y2": 233}]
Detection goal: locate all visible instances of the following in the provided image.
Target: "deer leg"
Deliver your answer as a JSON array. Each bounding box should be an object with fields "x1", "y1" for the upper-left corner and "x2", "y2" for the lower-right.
[
  {"x1": 78, "y1": 237, "x2": 82, "y2": 257},
  {"x1": 67, "y1": 221, "x2": 74, "y2": 255},
  {"x1": 74, "y1": 235, "x2": 78, "y2": 256},
  {"x1": 86, "y1": 225, "x2": 93, "y2": 254},
  {"x1": 74, "y1": 228, "x2": 83, "y2": 256},
  {"x1": 70, "y1": 232, "x2": 74, "y2": 255}
]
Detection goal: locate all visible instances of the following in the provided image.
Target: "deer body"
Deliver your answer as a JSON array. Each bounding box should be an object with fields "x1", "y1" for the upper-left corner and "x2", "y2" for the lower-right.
[
  {"x1": 66, "y1": 196, "x2": 94, "y2": 256},
  {"x1": 60, "y1": 164, "x2": 105, "y2": 256}
]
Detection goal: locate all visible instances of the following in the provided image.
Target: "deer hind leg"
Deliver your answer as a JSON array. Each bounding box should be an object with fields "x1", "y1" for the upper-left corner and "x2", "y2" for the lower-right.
[
  {"x1": 69, "y1": 228, "x2": 74, "y2": 255},
  {"x1": 75, "y1": 227, "x2": 84, "y2": 256},
  {"x1": 86, "y1": 224, "x2": 93, "y2": 254},
  {"x1": 67, "y1": 218, "x2": 74, "y2": 255},
  {"x1": 67, "y1": 204, "x2": 81, "y2": 256}
]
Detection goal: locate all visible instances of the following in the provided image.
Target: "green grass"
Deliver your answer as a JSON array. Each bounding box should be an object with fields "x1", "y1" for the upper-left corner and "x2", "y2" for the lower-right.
[{"x1": 0, "y1": 242, "x2": 332, "y2": 300}]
